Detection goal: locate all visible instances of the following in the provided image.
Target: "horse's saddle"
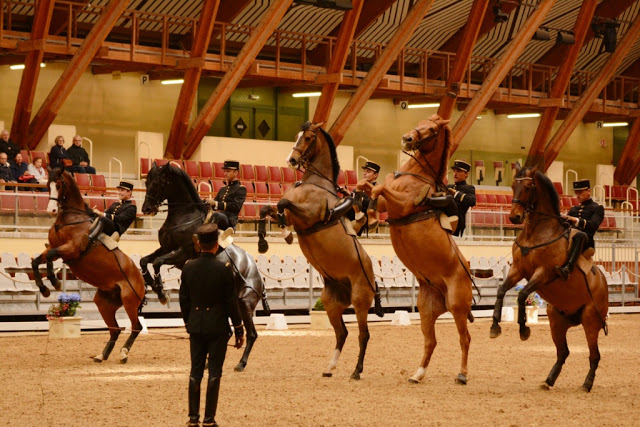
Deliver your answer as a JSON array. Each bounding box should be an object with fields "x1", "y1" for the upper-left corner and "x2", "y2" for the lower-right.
[
  {"x1": 439, "y1": 213, "x2": 458, "y2": 233},
  {"x1": 569, "y1": 228, "x2": 595, "y2": 276},
  {"x1": 88, "y1": 218, "x2": 119, "y2": 251}
]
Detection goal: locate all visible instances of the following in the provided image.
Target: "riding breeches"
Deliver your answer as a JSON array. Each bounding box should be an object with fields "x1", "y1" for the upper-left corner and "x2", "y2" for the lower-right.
[
  {"x1": 97, "y1": 215, "x2": 119, "y2": 236},
  {"x1": 211, "y1": 212, "x2": 232, "y2": 230},
  {"x1": 189, "y1": 333, "x2": 229, "y2": 381}
]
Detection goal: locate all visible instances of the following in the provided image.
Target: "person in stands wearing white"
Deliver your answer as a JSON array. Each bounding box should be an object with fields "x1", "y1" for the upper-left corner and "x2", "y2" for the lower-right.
[{"x1": 28, "y1": 156, "x2": 48, "y2": 192}]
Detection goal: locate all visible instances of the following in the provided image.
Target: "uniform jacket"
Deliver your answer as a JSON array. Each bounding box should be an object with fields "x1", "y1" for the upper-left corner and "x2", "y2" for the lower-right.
[
  {"x1": 567, "y1": 198, "x2": 604, "y2": 249},
  {"x1": 49, "y1": 145, "x2": 70, "y2": 169},
  {"x1": 213, "y1": 180, "x2": 247, "y2": 227},
  {"x1": 447, "y1": 180, "x2": 476, "y2": 236},
  {"x1": 104, "y1": 199, "x2": 137, "y2": 234},
  {"x1": 179, "y1": 253, "x2": 243, "y2": 335},
  {"x1": 0, "y1": 139, "x2": 20, "y2": 162},
  {"x1": 67, "y1": 145, "x2": 91, "y2": 166}
]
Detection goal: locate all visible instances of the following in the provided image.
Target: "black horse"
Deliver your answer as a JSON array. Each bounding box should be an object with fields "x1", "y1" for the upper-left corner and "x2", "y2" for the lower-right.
[{"x1": 141, "y1": 164, "x2": 269, "y2": 372}]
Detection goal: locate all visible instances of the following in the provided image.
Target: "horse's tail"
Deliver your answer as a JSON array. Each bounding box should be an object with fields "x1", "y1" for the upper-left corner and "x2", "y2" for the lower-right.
[{"x1": 374, "y1": 280, "x2": 384, "y2": 318}]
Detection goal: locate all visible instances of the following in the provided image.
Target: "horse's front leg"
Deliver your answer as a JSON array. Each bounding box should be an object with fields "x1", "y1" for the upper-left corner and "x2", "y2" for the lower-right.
[
  {"x1": 258, "y1": 206, "x2": 279, "y2": 253},
  {"x1": 32, "y1": 245, "x2": 74, "y2": 297},
  {"x1": 151, "y1": 247, "x2": 191, "y2": 302},
  {"x1": 140, "y1": 247, "x2": 167, "y2": 288},
  {"x1": 516, "y1": 269, "x2": 549, "y2": 341},
  {"x1": 490, "y1": 265, "x2": 523, "y2": 338},
  {"x1": 32, "y1": 250, "x2": 51, "y2": 297}
]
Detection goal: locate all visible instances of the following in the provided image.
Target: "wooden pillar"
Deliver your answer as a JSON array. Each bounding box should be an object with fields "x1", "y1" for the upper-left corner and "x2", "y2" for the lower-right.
[
  {"x1": 28, "y1": 0, "x2": 129, "y2": 149},
  {"x1": 524, "y1": 0, "x2": 598, "y2": 168},
  {"x1": 329, "y1": 0, "x2": 436, "y2": 146},
  {"x1": 544, "y1": 13, "x2": 640, "y2": 171},
  {"x1": 165, "y1": 0, "x2": 220, "y2": 159},
  {"x1": 313, "y1": 0, "x2": 364, "y2": 125},
  {"x1": 614, "y1": 119, "x2": 640, "y2": 185},
  {"x1": 450, "y1": 0, "x2": 556, "y2": 154},
  {"x1": 182, "y1": 0, "x2": 294, "y2": 159}
]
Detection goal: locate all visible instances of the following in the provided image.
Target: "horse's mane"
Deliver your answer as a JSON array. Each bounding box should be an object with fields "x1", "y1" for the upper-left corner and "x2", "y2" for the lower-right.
[
  {"x1": 49, "y1": 168, "x2": 87, "y2": 207},
  {"x1": 438, "y1": 121, "x2": 452, "y2": 183},
  {"x1": 515, "y1": 167, "x2": 560, "y2": 216},
  {"x1": 301, "y1": 122, "x2": 340, "y2": 183},
  {"x1": 159, "y1": 164, "x2": 207, "y2": 212}
]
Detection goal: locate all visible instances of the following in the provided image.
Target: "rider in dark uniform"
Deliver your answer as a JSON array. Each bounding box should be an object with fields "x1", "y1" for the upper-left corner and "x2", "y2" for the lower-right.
[
  {"x1": 555, "y1": 179, "x2": 605, "y2": 280},
  {"x1": 208, "y1": 160, "x2": 247, "y2": 231},
  {"x1": 85, "y1": 181, "x2": 137, "y2": 248},
  {"x1": 350, "y1": 160, "x2": 380, "y2": 235},
  {"x1": 446, "y1": 159, "x2": 476, "y2": 237},
  {"x1": 180, "y1": 223, "x2": 244, "y2": 427}
]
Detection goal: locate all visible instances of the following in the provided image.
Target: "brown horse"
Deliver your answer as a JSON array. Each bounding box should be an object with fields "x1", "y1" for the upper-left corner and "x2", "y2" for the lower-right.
[
  {"x1": 31, "y1": 168, "x2": 151, "y2": 363},
  {"x1": 490, "y1": 165, "x2": 608, "y2": 392},
  {"x1": 367, "y1": 114, "x2": 473, "y2": 385},
  {"x1": 257, "y1": 121, "x2": 383, "y2": 380}
]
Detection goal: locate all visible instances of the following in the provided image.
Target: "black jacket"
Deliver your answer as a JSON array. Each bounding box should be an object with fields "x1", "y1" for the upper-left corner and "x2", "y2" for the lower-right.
[
  {"x1": 67, "y1": 145, "x2": 91, "y2": 166},
  {"x1": 567, "y1": 198, "x2": 604, "y2": 249},
  {"x1": 0, "y1": 139, "x2": 20, "y2": 162},
  {"x1": 49, "y1": 145, "x2": 70, "y2": 169},
  {"x1": 447, "y1": 180, "x2": 476, "y2": 236},
  {"x1": 214, "y1": 180, "x2": 247, "y2": 227},
  {"x1": 104, "y1": 199, "x2": 137, "y2": 234},
  {"x1": 0, "y1": 163, "x2": 14, "y2": 182},
  {"x1": 11, "y1": 162, "x2": 29, "y2": 181},
  {"x1": 179, "y1": 253, "x2": 243, "y2": 335}
]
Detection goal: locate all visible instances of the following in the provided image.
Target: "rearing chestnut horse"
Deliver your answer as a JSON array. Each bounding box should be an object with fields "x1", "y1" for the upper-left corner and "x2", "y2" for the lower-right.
[
  {"x1": 490, "y1": 165, "x2": 608, "y2": 392},
  {"x1": 32, "y1": 168, "x2": 151, "y2": 363},
  {"x1": 258, "y1": 121, "x2": 383, "y2": 380},
  {"x1": 367, "y1": 114, "x2": 473, "y2": 385}
]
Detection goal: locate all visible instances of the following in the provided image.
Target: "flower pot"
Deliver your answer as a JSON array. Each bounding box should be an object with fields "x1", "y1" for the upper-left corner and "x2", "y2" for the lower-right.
[
  {"x1": 309, "y1": 310, "x2": 332, "y2": 330},
  {"x1": 512, "y1": 307, "x2": 538, "y2": 324},
  {"x1": 48, "y1": 316, "x2": 82, "y2": 338}
]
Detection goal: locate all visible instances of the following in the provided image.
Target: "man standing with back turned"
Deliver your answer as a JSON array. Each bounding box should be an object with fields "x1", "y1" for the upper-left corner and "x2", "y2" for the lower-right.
[{"x1": 180, "y1": 223, "x2": 244, "y2": 427}]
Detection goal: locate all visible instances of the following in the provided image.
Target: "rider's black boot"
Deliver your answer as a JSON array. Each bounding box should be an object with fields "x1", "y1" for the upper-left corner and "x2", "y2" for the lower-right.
[
  {"x1": 187, "y1": 376, "x2": 201, "y2": 426},
  {"x1": 554, "y1": 232, "x2": 587, "y2": 280},
  {"x1": 202, "y1": 376, "x2": 221, "y2": 426},
  {"x1": 81, "y1": 217, "x2": 105, "y2": 251}
]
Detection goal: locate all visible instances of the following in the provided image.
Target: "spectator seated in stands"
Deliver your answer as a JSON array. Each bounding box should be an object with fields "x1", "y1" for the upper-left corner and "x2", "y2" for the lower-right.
[
  {"x1": 67, "y1": 135, "x2": 96, "y2": 174},
  {"x1": 11, "y1": 153, "x2": 37, "y2": 191},
  {"x1": 27, "y1": 156, "x2": 48, "y2": 192},
  {"x1": 49, "y1": 135, "x2": 73, "y2": 171},
  {"x1": 0, "y1": 129, "x2": 20, "y2": 164},
  {"x1": 0, "y1": 152, "x2": 16, "y2": 191}
]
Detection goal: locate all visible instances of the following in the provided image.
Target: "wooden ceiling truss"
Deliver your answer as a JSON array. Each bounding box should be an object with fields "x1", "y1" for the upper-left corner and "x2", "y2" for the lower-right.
[{"x1": 614, "y1": 118, "x2": 640, "y2": 185}]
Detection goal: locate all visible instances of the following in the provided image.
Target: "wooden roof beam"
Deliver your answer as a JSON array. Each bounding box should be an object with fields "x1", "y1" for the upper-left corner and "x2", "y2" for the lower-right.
[
  {"x1": 450, "y1": 0, "x2": 556, "y2": 154},
  {"x1": 165, "y1": 0, "x2": 220, "y2": 159},
  {"x1": 27, "y1": 0, "x2": 129, "y2": 149},
  {"x1": 437, "y1": 0, "x2": 489, "y2": 120},
  {"x1": 182, "y1": 0, "x2": 294, "y2": 159},
  {"x1": 329, "y1": 0, "x2": 436, "y2": 146},
  {"x1": 10, "y1": 0, "x2": 55, "y2": 149},
  {"x1": 544, "y1": 13, "x2": 640, "y2": 171},
  {"x1": 312, "y1": 0, "x2": 364, "y2": 125},
  {"x1": 525, "y1": 0, "x2": 598, "y2": 168},
  {"x1": 614, "y1": 119, "x2": 640, "y2": 185}
]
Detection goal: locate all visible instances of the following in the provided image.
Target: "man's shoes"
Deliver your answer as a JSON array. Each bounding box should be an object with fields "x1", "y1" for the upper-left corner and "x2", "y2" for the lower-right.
[{"x1": 554, "y1": 265, "x2": 570, "y2": 281}]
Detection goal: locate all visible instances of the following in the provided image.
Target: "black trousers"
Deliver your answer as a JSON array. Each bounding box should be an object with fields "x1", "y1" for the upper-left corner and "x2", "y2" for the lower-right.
[
  {"x1": 98, "y1": 215, "x2": 119, "y2": 236},
  {"x1": 189, "y1": 333, "x2": 229, "y2": 380},
  {"x1": 211, "y1": 212, "x2": 232, "y2": 230}
]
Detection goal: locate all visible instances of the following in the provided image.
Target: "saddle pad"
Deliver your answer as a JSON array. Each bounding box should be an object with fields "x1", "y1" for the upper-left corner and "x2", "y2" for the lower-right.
[
  {"x1": 439, "y1": 213, "x2": 458, "y2": 233},
  {"x1": 98, "y1": 233, "x2": 119, "y2": 251},
  {"x1": 342, "y1": 217, "x2": 357, "y2": 236},
  {"x1": 569, "y1": 229, "x2": 594, "y2": 276}
]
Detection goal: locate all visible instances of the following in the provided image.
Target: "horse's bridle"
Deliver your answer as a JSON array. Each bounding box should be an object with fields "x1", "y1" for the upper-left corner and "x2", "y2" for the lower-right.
[
  {"x1": 407, "y1": 125, "x2": 439, "y2": 151},
  {"x1": 512, "y1": 177, "x2": 536, "y2": 211},
  {"x1": 291, "y1": 128, "x2": 318, "y2": 170}
]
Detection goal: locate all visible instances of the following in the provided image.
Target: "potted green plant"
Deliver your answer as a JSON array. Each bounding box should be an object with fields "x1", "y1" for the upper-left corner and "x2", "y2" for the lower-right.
[
  {"x1": 310, "y1": 298, "x2": 332, "y2": 330},
  {"x1": 47, "y1": 293, "x2": 82, "y2": 338}
]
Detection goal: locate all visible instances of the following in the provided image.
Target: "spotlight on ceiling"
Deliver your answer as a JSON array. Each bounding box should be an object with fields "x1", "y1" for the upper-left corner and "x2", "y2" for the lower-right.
[
  {"x1": 556, "y1": 31, "x2": 575, "y2": 45},
  {"x1": 533, "y1": 28, "x2": 551, "y2": 41},
  {"x1": 592, "y1": 18, "x2": 620, "y2": 53},
  {"x1": 493, "y1": 4, "x2": 509, "y2": 23}
]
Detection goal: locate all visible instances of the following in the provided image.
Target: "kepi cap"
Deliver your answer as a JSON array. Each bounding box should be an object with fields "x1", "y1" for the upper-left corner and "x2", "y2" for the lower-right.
[
  {"x1": 362, "y1": 161, "x2": 380, "y2": 173},
  {"x1": 573, "y1": 179, "x2": 590, "y2": 191},
  {"x1": 196, "y1": 223, "x2": 219, "y2": 245},
  {"x1": 451, "y1": 159, "x2": 471, "y2": 173},
  {"x1": 223, "y1": 160, "x2": 240, "y2": 170},
  {"x1": 117, "y1": 181, "x2": 134, "y2": 191}
]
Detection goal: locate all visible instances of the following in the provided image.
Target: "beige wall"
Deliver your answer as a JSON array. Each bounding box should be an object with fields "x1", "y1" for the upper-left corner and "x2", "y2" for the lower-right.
[{"x1": 0, "y1": 64, "x2": 614, "y2": 187}]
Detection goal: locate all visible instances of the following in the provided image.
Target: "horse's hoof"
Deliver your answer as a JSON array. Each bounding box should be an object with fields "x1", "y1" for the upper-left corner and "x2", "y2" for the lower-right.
[
  {"x1": 581, "y1": 384, "x2": 592, "y2": 393},
  {"x1": 92, "y1": 356, "x2": 104, "y2": 363},
  {"x1": 284, "y1": 233, "x2": 294, "y2": 245},
  {"x1": 158, "y1": 293, "x2": 168, "y2": 305},
  {"x1": 120, "y1": 357, "x2": 128, "y2": 364},
  {"x1": 519, "y1": 326, "x2": 531, "y2": 341},
  {"x1": 540, "y1": 382, "x2": 551, "y2": 391},
  {"x1": 258, "y1": 240, "x2": 269, "y2": 254},
  {"x1": 350, "y1": 372, "x2": 361, "y2": 381},
  {"x1": 455, "y1": 374, "x2": 467, "y2": 385},
  {"x1": 234, "y1": 364, "x2": 245, "y2": 372},
  {"x1": 407, "y1": 378, "x2": 420, "y2": 384},
  {"x1": 489, "y1": 325, "x2": 502, "y2": 339},
  {"x1": 322, "y1": 372, "x2": 332, "y2": 378},
  {"x1": 39, "y1": 287, "x2": 50, "y2": 298},
  {"x1": 49, "y1": 277, "x2": 61, "y2": 291}
]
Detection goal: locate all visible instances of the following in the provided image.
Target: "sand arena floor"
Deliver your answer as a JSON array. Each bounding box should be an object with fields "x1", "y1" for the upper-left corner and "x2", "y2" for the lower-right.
[{"x1": 1, "y1": 314, "x2": 639, "y2": 426}]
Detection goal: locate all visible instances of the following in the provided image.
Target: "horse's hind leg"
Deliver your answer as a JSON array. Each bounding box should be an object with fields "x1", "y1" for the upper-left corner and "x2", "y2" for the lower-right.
[
  {"x1": 541, "y1": 305, "x2": 570, "y2": 390},
  {"x1": 450, "y1": 303, "x2": 472, "y2": 385},
  {"x1": 409, "y1": 283, "x2": 446, "y2": 384},
  {"x1": 322, "y1": 284, "x2": 349, "y2": 377},
  {"x1": 580, "y1": 306, "x2": 603, "y2": 392},
  {"x1": 93, "y1": 290, "x2": 122, "y2": 362},
  {"x1": 119, "y1": 289, "x2": 145, "y2": 364},
  {"x1": 349, "y1": 280, "x2": 373, "y2": 380},
  {"x1": 234, "y1": 296, "x2": 258, "y2": 372}
]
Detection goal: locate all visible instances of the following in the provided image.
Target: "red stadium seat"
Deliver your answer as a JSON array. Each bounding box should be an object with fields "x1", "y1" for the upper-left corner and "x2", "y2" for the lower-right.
[
  {"x1": 140, "y1": 158, "x2": 151, "y2": 177},
  {"x1": 74, "y1": 174, "x2": 91, "y2": 193},
  {"x1": 345, "y1": 170, "x2": 358, "y2": 187},
  {"x1": 612, "y1": 185, "x2": 625, "y2": 201},
  {"x1": 199, "y1": 162, "x2": 213, "y2": 179},
  {"x1": 212, "y1": 180, "x2": 225, "y2": 194},
  {"x1": 552, "y1": 181, "x2": 563, "y2": 196},
  {"x1": 255, "y1": 165, "x2": 269, "y2": 182},
  {"x1": 91, "y1": 174, "x2": 107, "y2": 190},
  {"x1": 31, "y1": 151, "x2": 46, "y2": 168},
  {"x1": 295, "y1": 169, "x2": 304, "y2": 181},
  {"x1": 184, "y1": 160, "x2": 199, "y2": 177},
  {"x1": 281, "y1": 167, "x2": 296, "y2": 184},
  {"x1": 268, "y1": 183, "x2": 283, "y2": 200},
  {"x1": 282, "y1": 182, "x2": 293, "y2": 193},
  {"x1": 240, "y1": 204, "x2": 259, "y2": 221},
  {"x1": 571, "y1": 197, "x2": 579, "y2": 206},
  {"x1": 475, "y1": 193, "x2": 488, "y2": 209},
  {"x1": 0, "y1": 192, "x2": 17, "y2": 213},
  {"x1": 254, "y1": 182, "x2": 269, "y2": 200},
  {"x1": 213, "y1": 162, "x2": 225, "y2": 180},
  {"x1": 495, "y1": 194, "x2": 508, "y2": 207},
  {"x1": 196, "y1": 180, "x2": 212, "y2": 194},
  {"x1": 241, "y1": 164, "x2": 255, "y2": 181},
  {"x1": 337, "y1": 170, "x2": 346, "y2": 186},
  {"x1": 485, "y1": 193, "x2": 497, "y2": 207},
  {"x1": 267, "y1": 166, "x2": 282, "y2": 183},
  {"x1": 19, "y1": 149, "x2": 30, "y2": 163},
  {"x1": 505, "y1": 194, "x2": 513, "y2": 205},
  {"x1": 85, "y1": 196, "x2": 105, "y2": 211},
  {"x1": 169, "y1": 160, "x2": 183, "y2": 169},
  {"x1": 241, "y1": 181, "x2": 255, "y2": 201},
  {"x1": 154, "y1": 158, "x2": 169, "y2": 167}
]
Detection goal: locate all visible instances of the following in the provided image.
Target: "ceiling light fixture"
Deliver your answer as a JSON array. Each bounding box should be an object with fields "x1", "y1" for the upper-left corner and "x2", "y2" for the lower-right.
[
  {"x1": 161, "y1": 79, "x2": 184, "y2": 85},
  {"x1": 507, "y1": 113, "x2": 541, "y2": 119},
  {"x1": 9, "y1": 63, "x2": 46, "y2": 70},
  {"x1": 292, "y1": 92, "x2": 321, "y2": 98},
  {"x1": 602, "y1": 122, "x2": 628, "y2": 128},
  {"x1": 492, "y1": 3, "x2": 509, "y2": 24},
  {"x1": 556, "y1": 30, "x2": 575, "y2": 45},
  {"x1": 407, "y1": 103, "x2": 440, "y2": 109},
  {"x1": 532, "y1": 27, "x2": 551, "y2": 41}
]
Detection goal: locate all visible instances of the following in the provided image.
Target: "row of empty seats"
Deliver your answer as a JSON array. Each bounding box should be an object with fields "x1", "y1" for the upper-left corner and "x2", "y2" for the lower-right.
[{"x1": 469, "y1": 210, "x2": 621, "y2": 232}]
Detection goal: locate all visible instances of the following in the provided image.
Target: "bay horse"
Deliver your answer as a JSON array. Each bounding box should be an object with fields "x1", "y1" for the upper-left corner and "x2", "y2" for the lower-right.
[
  {"x1": 141, "y1": 164, "x2": 269, "y2": 372},
  {"x1": 257, "y1": 121, "x2": 383, "y2": 380},
  {"x1": 490, "y1": 165, "x2": 608, "y2": 392},
  {"x1": 366, "y1": 114, "x2": 473, "y2": 385},
  {"x1": 31, "y1": 168, "x2": 149, "y2": 363}
]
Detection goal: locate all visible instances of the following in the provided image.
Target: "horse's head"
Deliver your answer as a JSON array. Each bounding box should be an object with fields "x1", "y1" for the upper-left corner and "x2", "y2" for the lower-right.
[
  {"x1": 510, "y1": 163, "x2": 538, "y2": 224},
  {"x1": 46, "y1": 168, "x2": 73, "y2": 216},
  {"x1": 401, "y1": 115, "x2": 450, "y2": 152},
  {"x1": 287, "y1": 121, "x2": 325, "y2": 169},
  {"x1": 142, "y1": 165, "x2": 168, "y2": 215}
]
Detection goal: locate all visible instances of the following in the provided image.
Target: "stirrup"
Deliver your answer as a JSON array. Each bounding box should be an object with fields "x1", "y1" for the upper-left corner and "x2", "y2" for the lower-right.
[{"x1": 554, "y1": 265, "x2": 570, "y2": 281}]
